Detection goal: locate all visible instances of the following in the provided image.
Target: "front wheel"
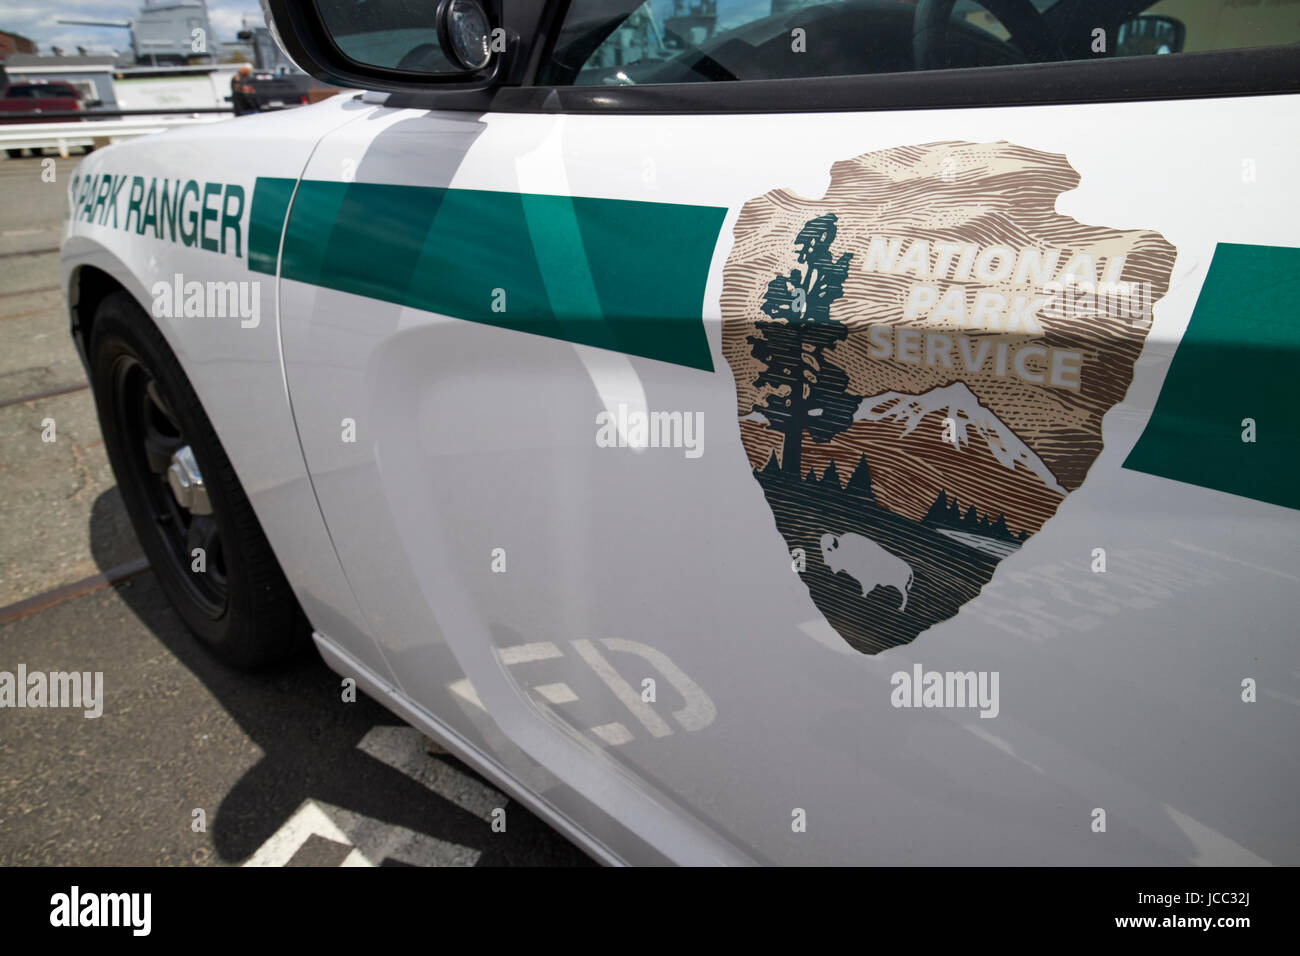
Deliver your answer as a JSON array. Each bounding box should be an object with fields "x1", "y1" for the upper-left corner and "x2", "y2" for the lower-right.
[{"x1": 90, "y1": 291, "x2": 309, "y2": 668}]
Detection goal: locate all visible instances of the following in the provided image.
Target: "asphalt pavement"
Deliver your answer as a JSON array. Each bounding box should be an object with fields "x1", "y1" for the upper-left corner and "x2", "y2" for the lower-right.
[{"x1": 0, "y1": 152, "x2": 590, "y2": 867}]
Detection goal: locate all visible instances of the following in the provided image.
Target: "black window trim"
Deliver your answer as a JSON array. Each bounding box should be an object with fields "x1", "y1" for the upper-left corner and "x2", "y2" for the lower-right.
[{"x1": 383, "y1": 43, "x2": 1300, "y2": 113}]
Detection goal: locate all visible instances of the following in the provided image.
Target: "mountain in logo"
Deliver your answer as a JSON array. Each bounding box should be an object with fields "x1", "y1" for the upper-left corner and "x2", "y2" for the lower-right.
[
  {"x1": 740, "y1": 380, "x2": 1069, "y2": 541},
  {"x1": 854, "y1": 383, "x2": 1066, "y2": 494}
]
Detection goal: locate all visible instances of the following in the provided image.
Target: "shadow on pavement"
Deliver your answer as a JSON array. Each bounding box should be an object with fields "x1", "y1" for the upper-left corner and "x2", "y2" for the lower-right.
[{"x1": 87, "y1": 487, "x2": 591, "y2": 866}]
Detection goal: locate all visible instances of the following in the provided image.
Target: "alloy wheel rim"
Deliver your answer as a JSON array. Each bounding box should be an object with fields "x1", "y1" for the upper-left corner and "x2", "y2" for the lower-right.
[{"x1": 111, "y1": 353, "x2": 228, "y2": 616}]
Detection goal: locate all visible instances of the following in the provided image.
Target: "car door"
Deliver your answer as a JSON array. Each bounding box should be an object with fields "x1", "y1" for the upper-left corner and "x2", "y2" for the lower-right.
[{"x1": 272, "y1": 0, "x2": 1300, "y2": 864}]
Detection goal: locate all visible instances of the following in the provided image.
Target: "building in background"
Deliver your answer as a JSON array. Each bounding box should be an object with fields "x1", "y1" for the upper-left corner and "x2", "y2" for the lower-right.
[
  {"x1": 59, "y1": 0, "x2": 222, "y2": 67},
  {"x1": 133, "y1": 0, "x2": 221, "y2": 64},
  {"x1": 4, "y1": 5, "x2": 338, "y2": 116},
  {"x1": 0, "y1": 30, "x2": 38, "y2": 60}
]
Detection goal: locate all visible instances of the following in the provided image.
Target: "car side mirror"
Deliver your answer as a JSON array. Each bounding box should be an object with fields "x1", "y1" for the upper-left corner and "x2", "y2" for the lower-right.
[
  {"x1": 1115, "y1": 15, "x2": 1186, "y2": 57},
  {"x1": 259, "y1": 0, "x2": 528, "y2": 94}
]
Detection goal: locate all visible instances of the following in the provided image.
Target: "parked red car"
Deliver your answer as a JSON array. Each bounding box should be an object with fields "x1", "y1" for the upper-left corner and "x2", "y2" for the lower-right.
[{"x1": 1, "y1": 80, "x2": 84, "y2": 156}]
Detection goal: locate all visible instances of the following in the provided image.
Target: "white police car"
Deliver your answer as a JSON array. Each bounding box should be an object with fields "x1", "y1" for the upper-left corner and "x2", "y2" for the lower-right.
[{"x1": 62, "y1": 0, "x2": 1299, "y2": 864}]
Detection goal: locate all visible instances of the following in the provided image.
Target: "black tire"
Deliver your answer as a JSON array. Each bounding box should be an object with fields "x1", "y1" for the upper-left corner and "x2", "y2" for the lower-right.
[
  {"x1": 90, "y1": 291, "x2": 309, "y2": 668},
  {"x1": 6, "y1": 148, "x2": 25, "y2": 159}
]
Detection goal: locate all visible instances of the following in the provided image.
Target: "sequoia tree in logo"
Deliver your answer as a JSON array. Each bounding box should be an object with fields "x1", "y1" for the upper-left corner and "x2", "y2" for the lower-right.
[
  {"x1": 722, "y1": 141, "x2": 1178, "y2": 654},
  {"x1": 747, "y1": 214, "x2": 862, "y2": 476}
]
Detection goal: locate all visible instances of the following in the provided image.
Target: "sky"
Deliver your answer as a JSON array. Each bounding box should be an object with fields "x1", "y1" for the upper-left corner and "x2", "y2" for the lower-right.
[{"x1": 0, "y1": 1, "x2": 266, "y2": 56}]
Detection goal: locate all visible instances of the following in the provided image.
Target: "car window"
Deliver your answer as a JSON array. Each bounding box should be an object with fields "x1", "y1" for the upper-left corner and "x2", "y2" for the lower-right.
[
  {"x1": 7, "y1": 84, "x2": 77, "y2": 98},
  {"x1": 541, "y1": 0, "x2": 1300, "y2": 86}
]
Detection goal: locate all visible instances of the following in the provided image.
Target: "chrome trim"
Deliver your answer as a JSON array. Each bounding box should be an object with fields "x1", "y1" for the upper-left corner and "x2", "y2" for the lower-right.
[{"x1": 167, "y1": 444, "x2": 212, "y2": 516}]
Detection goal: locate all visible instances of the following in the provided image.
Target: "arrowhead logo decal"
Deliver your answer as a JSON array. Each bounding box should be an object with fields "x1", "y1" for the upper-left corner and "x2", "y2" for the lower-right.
[{"x1": 721, "y1": 141, "x2": 1177, "y2": 654}]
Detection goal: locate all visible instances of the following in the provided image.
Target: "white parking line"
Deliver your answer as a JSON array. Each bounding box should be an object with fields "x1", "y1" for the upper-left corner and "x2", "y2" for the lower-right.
[
  {"x1": 242, "y1": 798, "x2": 480, "y2": 867},
  {"x1": 572, "y1": 639, "x2": 673, "y2": 738},
  {"x1": 243, "y1": 800, "x2": 355, "y2": 867},
  {"x1": 242, "y1": 724, "x2": 505, "y2": 866},
  {"x1": 449, "y1": 677, "x2": 484, "y2": 709},
  {"x1": 590, "y1": 722, "x2": 633, "y2": 746},
  {"x1": 534, "y1": 682, "x2": 578, "y2": 704},
  {"x1": 498, "y1": 641, "x2": 565, "y2": 665}
]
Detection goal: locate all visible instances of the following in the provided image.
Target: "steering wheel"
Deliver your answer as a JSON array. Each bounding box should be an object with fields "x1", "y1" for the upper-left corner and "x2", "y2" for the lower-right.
[{"x1": 913, "y1": 0, "x2": 1057, "y2": 71}]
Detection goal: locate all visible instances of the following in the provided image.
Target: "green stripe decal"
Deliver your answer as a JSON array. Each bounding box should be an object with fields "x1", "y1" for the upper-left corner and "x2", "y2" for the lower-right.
[
  {"x1": 1123, "y1": 242, "x2": 1300, "y2": 510},
  {"x1": 248, "y1": 176, "x2": 296, "y2": 276},
  {"x1": 250, "y1": 177, "x2": 726, "y2": 371}
]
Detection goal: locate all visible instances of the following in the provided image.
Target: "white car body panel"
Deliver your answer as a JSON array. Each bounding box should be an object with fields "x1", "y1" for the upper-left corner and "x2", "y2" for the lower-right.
[
  {"x1": 61, "y1": 97, "x2": 398, "y2": 687},
  {"x1": 62, "y1": 83, "x2": 1300, "y2": 865}
]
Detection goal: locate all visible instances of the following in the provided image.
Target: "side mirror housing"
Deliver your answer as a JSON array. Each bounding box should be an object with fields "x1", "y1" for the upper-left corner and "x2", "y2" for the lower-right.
[{"x1": 258, "y1": 0, "x2": 545, "y2": 94}]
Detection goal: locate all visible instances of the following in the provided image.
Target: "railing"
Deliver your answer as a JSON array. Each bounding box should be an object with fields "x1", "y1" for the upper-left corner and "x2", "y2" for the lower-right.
[{"x1": 0, "y1": 108, "x2": 234, "y2": 158}]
